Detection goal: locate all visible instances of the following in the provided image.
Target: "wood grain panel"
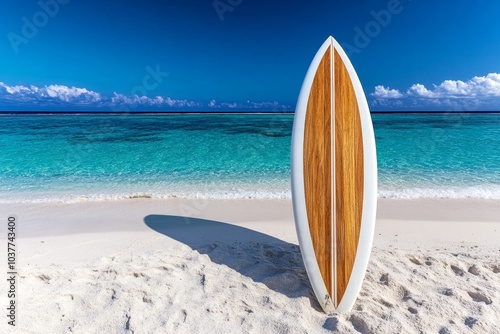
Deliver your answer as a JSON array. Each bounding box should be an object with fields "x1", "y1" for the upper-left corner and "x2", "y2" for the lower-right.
[
  {"x1": 334, "y1": 50, "x2": 364, "y2": 305},
  {"x1": 303, "y1": 47, "x2": 333, "y2": 298}
]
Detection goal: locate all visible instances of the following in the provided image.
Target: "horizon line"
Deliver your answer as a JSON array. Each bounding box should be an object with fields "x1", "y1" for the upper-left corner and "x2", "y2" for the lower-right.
[{"x1": 1, "y1": 110, "x2": 500, "y2": 115}]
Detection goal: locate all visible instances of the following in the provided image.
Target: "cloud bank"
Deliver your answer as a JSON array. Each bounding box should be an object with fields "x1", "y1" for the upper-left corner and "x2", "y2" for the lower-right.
[
  {"x1": 0, "y1": 81, "x2": 290, "y2": 111},
  {"x1": 370, "y1": 73, "x2": 500, "y2": 111},
  {"x1": 0, "y1": 82, "x2": 101, "y2": 104},
  {"x1": 111, "y1": 93, "x2": 202, "y2": 108}
]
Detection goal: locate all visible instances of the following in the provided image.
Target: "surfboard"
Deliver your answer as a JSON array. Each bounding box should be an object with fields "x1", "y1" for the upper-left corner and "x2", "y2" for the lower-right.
[{"x1": 291, "y1": 36, "x2": 377, "y2": 313}]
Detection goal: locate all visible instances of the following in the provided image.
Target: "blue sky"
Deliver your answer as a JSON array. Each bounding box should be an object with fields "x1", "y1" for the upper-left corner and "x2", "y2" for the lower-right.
[{"x1": 1, "y1": 0, "x2": 500, "y2": 111}]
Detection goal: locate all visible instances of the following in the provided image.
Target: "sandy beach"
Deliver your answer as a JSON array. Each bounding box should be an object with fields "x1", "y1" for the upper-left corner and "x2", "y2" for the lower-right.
[{"x1": 1, "y1": 198, "x2": 499, "y2": 333}]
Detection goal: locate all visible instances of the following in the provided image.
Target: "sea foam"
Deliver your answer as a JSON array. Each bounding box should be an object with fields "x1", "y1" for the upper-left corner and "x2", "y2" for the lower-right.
[{"x1": 2, "y1": 183, "x2": 500, "y2": 203}]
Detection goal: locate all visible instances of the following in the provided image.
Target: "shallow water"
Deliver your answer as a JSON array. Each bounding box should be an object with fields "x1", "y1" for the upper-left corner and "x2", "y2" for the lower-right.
[{"x1": 0, "y1": 113, "x2": 498, "y2": 202}]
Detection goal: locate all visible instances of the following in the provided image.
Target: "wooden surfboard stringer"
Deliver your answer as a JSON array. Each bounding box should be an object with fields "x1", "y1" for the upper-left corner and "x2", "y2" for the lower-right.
[{"x1": 303, "y1": 43, "x2": 364, "y2": 308}]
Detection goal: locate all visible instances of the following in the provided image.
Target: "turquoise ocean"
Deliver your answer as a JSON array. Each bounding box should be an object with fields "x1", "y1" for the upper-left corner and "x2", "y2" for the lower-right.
[{"x1": 0, "y1": 113, "x2": 499, "y2": 203}]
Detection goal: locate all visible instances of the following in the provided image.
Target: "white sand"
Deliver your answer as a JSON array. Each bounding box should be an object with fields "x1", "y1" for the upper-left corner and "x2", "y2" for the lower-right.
[{"x1": 1, "y1": 199, "x2": 499, "y2": 333}]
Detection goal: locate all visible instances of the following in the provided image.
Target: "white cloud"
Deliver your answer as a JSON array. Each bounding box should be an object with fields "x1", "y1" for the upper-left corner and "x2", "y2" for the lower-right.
[
  {"x1": 221, "y1": 102, "x2": 238, "y2": 108},
  {"x1": 0, "y1": 79, "x2": 291, "y2": 111},
  {"x1": 373, "y1": 73, "x2": 500, "y2": 100},
  {"x1": 112, "y1": 93, "x2": 152, "y2": 105},
  {"x1": 44, "y1": 85, "x2": 101, "y2": 102},
  {"x1": 0, "y1": 81, "x2": 101, "y2": 104},
  {"x1": 1, "y1": 83, "x2": 31, "y2": 94},
  {"x1": 426, "y1": 73, "x2": 500, "y2": 98},
  {"x1": 371, "y1": 85, "x2": 403, "y2": 98},
  {"x1": 208, "y1": 99, "x2": 290, "y2": 110},
  {"x1": 407, "y1": 84, "x2": 437, "y2": 98},
  {"x1": 111, "y1": 93, "x2": 201, "y2": 108},
  {"x1": 246, "y1": 100, "x2": 287, "y2": 109},
  {"x1": 369, "y1": 73, "x2": 500, "y2": 110}
]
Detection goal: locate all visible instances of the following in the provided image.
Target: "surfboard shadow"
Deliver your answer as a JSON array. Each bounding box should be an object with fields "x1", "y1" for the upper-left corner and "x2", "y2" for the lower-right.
[{"x1": 143, "y1": 214, "x2": 320, "y2": 309}]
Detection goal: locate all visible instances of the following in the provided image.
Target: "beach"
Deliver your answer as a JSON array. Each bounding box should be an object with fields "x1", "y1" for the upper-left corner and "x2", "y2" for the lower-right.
[
  {"x1": 1, "y1": 113, "x2": 499, "y2": 332},
  {"x1": 1, "y1": 198, "x2": 499, "y2": 333}
]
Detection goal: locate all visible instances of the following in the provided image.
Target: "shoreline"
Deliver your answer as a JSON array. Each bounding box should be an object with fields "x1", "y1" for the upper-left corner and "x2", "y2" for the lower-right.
[
  {"x1": 1, "y1": 198, "x2": 499, "y2": 333},
  {"x1": 1, "y1": 198, "x2": 499, "y2": 266},
  {"x1": 2, "y1": 186, "x2": 499, "y2": 204}
]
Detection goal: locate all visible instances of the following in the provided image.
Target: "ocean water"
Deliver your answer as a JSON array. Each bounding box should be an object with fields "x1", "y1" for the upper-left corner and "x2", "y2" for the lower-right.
[{"x1": 0, "y1": 113, "x2": 499, "y2": 203}]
